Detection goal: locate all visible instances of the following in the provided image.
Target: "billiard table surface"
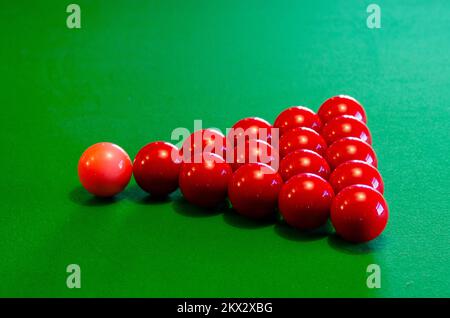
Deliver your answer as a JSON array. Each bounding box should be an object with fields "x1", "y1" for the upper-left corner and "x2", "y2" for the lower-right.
[{"x1": 1, "y1": 0, "x2": 449, "y2": 297}]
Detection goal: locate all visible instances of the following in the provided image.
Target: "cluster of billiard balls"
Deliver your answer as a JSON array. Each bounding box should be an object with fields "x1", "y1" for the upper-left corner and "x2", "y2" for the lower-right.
[{"x1": 78, "y1": 95, "x2": 388, "y2": 243}]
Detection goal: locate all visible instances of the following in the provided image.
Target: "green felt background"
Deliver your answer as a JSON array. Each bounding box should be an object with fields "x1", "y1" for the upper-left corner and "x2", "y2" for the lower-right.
[{"x1": 0, "y1": 0, "x2": 449, "y2": 297}]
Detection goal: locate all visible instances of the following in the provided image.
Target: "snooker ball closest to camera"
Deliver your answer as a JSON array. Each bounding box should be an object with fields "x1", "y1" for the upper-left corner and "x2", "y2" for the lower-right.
[{"x1": 331, "y1": 184, "x2": 388, "y2": 243}]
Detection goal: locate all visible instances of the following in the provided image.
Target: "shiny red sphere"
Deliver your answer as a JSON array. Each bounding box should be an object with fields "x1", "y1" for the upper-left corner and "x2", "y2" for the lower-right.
[
  {"x1": 181, "y1": 129, "x2": 226, "y2": 162},
  {"x1": 228, "y1": 117, "x2": 273, "y2": 144},
  {"x1": 78, "y1": 142, "x2": 132, "y2": 197},
  {"x1": 279, "y1": 127, "x2": 327, "y2": 158},
  {"x1": 274, "y1": 106, "x2": 322, "y2": 136},
  {"x1": 179, "y1": 153, "x2": 232, "y2": 208},
  {"x1": 279, "y1": 149, "x2": 330, "y2": 181},
  {"x1": 133, "y1": 141, "x2": 182, "y2": 197},
  {"x1": 326, "y1": 137, "x2": 377, "y2": 170},
  {"x1": 331, "y1": 185, "x2": 388, "y2": 243},
  {"x1": 318, "y1": 95, "x2": 367, "y2": 124},
  {"x1": 329, "y1": 160, "x2": 384, "y2": 194},
  {"x1": 279, "y1": 173, "x2": 334, "y2": 230},
  {"x1": 228, "y1": 163, "x2": 283, "y2": 219},
  {"x1": 321, "y1": 115, "x2": 372, "y2": 146},
  {"x1": 230, "y1": 139, "x2": 278, "y2": 172}
]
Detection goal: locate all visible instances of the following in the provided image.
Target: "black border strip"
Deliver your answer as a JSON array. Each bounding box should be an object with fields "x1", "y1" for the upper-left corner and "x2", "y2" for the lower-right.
[{"x1": 0, "y1": 298, "x2": 448, "y2": 314}]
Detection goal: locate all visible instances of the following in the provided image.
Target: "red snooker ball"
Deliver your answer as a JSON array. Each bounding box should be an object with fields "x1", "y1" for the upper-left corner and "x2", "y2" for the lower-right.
[
  {"x1": 279, "y1": 127, "x2": 327, "y2": 158},
  {"x1": 278, "y1": 173, "x2": 334, "y2": 230},
  {"x1": 318, "y1": 95, "x2": 367, "y2": 124},
  {"x1": 181, "y1": 129, "x2": 226, "y2": 162},
  {"x1": 331, "y1": 185, "x2": 388, "y2": 243},
  {"x1": 230, "y1": 139, "x2": 278, "y2": 172},
  {"x1": 228, "y1": 117, "x2": 273, "y2": 144},
  {"x1": 326, "y1": 137, "x2": 377, "y2": 170},
  {"x1": 133, "y1": 141, "x2": 182, "y2": 197},
  {"x1": 321, "y1": 115, "x2": 372, "y2": 146},
  {"x1": 179, "y1": 152, "x2": 232, "y2": 208},
  {"x1": 228, "y1": 163, "x2": 283, "y2": 219},
  {"x1": 78, "y1": 142, "x2": 132, "y2": 197},
  {"x1": 274, "y1": 106, "x2": 322, "y2": 136},
  {"x1": 329, "y1": 160, "x2": 384, "y2": 194},
  {"x1": 279, "y1": 149, "x2": 330, "y2": 182}
]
